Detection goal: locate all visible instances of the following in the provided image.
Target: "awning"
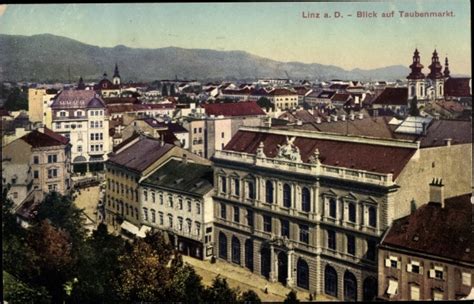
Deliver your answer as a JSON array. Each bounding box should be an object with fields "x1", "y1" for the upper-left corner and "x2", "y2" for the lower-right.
[
  {"x1": 387, "y1": 280, "x2": 398, "y2": 296},
  {"x1": 137, "y1": 225, "x2": 152, "y2": 238},
  {"x1": 121, "y1": 220, "x2": 140, "y2": 235},
  {"x1": 461, "y1": 288, "x2": 474, "y2": 300}
]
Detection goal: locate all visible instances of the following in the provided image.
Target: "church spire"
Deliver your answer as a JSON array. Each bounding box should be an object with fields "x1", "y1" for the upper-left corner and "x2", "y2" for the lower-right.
[
  {"x1": 443, "y1": 57, "x2": 450, "y2": 78},
  {"x1": 113, "y1": 63, "x2": 120, "y2": 78},
  {"x1": 407, "y1": 48, "x2": 425, "y2": 80},
  {"x1": 428, "y1": 49, "x2": 443, "y2": 80}
]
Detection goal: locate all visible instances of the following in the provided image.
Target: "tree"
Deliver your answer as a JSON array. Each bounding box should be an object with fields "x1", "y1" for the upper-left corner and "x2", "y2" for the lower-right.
[
  {"x1": 203, "y1": 277, "x2": 239, "y2": 303},
  {"x1": 3, "y1": 86, "x2": 28, "y2": 111},
  {"x1": 257, "y1": 97, "x2": 274, "y2": 111},
  {"x1": 162, "y1": 84, "x2": 169, "y2": 97},
  {"x1": 283, "y1": 290, "x2": 300, "y2": 304},
  {"x1": 409, "y1": 96, "x2": 420, "y2": 116},
  {"x1": 115, "y1": 237, "x2": 171, "y2": 302},
  {"x1": 166, "y1": 263, "x2": 206, "y2": 303},
  {"x1": 3, "y1": 271, "x2": 51, "y2": 304},
  {"x1": 239, "y1": 289, "x2": 262, "y2": 304}
]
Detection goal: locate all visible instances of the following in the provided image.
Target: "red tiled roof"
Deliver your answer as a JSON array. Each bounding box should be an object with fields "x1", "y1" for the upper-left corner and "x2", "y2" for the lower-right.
[
  {"x1": 21, "y1": 129, "x2": 69, "y2": 148},
  {"x1": 202, "y1": 101, "x2": 266, "y2": 117},
  {"x1": 133, "y1": 103, "x2": 176, "y2": 110},
  {"x1": 103, "y1": 97, "x2": 139, "y2": 105},
  {"x1": 382, "y1": 194, "x2": 473, "y2": 263},
  {"x1": 372, "y1": 87, "x2": 408, "y2": 106},
  {"x1": 444, "y1": 77, "x2": 471, "y2": 97},
  {"x1": 221, "y1": 88, "x2": 252, "y2": 95},
  {"x1": 267, "y1": 88, "x2": 297, "y2": 96},
  {"x1": 223, "y1": 130, "x2": 416, "y2": 179}
]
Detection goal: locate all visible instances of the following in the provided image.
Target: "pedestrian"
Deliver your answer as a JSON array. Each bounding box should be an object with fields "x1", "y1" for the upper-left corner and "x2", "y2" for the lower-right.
[{"x1": 264, "y1": 283, "x2": 268, "y2": 294}]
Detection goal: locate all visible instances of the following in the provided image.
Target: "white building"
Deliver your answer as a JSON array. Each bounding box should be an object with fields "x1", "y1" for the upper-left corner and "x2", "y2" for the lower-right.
[{"x1": 50, "y1": 90, "x2": 110, "y2": 172}]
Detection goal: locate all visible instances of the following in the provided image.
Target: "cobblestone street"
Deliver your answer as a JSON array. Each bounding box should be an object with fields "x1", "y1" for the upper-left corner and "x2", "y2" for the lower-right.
[{"x1": 183, "y1": 256, "x2": 333, "y2": 302}]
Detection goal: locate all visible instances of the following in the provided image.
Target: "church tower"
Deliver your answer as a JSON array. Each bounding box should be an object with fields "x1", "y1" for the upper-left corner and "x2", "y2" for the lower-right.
[
  {"x1": 427, "y1": 49, "x2": 444, "y2": 100},
  {"x1": 443, "y1": 57, "x2": 450, "y2": 78},
  {"x1": 113, "y1": 63, "x2": 121, "y2": 85},
  {"x1": 407, "y1": 49, "x2": 426, "y2": 100}
]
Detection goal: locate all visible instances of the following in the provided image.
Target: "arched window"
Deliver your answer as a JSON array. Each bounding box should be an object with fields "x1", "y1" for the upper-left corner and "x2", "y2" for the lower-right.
[
  {"x1": 232, "y1": 236, "x2": 241, "y2": 265},
  {"x1": 344, "y1": 271, "x2": 357, "y2": 301},
  {"x1": 143, "y1": 208, "x2": 148, "y2": 221},
  {"x1": 325, "y1": 265, "x2": 338, "y2": 297},
  {"x1": 297, "y1": 258, "x2": 309, "y2": 289},
  {"x1": 247, "y1": 180, "x2": 255, "y2": 199},
  {"x1": 363, "y1": 277, "x2": 377, "y2": 301},
  {"x1": 265, "y1": 180, "x2": 274, "y2": 203},
  {"x1": 219, "y1": 232, "x2": 228, "y2": 259},
  {"x1": 301, "y1": 187, "x2": 310, "y2": 212},
  {"x1": 368, "y1": 207, "x2": 377, "y2": 227},
  {"x1": 329, "y1": 198, "x2": 337, "y2": 218},
  {"x1": 283, "y1": 184, "x2": 291, "y2": 208},
  {"x1": 348, "y1": 202, "x2": 356, "y2": 223}
]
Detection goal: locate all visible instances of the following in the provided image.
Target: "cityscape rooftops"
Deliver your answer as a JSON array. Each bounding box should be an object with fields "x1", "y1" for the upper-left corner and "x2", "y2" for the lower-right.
[
  {"x1": 20, "y1": 128, "x2": 69, "y2": 148},
  {"x1": 51, "y1": 90, "x2": 106, "y2": 109},
  {"x1": 202, "y1": 101, "x2": 266, "y2": 117}
]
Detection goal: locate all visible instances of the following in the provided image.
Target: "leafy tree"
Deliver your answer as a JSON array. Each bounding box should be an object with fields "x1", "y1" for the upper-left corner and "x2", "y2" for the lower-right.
[
  {"x1": 3, "y1": 271, "x2": 51, "y2": 304},
  {"x1": 283, "y1": 290, "x2": 300, "y2": 304},
  {"x1": 239, "y1": 289, "x2": 262, "y2": 304},
  {"x1": 203, "y1": 277, "x2": 239, "y2": 303},
  {"x1": 257, "y1": 97, "x2": 274, "y2": 111},
  {"x1": 3, "y1": 86, "x2": 28, "y2": 111},
  {"x1": 115, "y1": 236, "x2": 171, "y2": 302},
  {"x1": 162, "y1": 84, "x2": 169, "y2": 97},
  {"x1": 409, "y1": 96, "x2": 420, "y2": 116},
  {"x1": 166, "y1": 263, "x2": 206, "y2": 303}
]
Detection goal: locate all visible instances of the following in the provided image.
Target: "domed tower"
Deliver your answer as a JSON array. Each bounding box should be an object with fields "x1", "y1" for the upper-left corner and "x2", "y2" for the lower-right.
[
  {"x1": 113, "y1": 63, "x2": 121, "y2": 85},
  {"x1": 407, "y1": 49, "x2": 426, "y2": 100},
  {"x1": 427, "y1": 49, "x2": 444, "y2": 100}
]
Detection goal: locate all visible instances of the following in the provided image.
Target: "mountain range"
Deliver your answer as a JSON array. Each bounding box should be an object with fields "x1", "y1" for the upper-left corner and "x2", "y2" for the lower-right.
[{"x1": 0, "y1": 33, "x2": 412, "y2": 83}]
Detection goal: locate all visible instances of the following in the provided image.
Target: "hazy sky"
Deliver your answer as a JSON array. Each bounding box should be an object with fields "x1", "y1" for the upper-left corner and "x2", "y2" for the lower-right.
[{"x1": 0, "y1": 1, "x2": 471, "y2": 74}]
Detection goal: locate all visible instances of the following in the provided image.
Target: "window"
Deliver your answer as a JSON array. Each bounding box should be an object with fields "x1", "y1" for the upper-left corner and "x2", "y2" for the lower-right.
[
  {"x1": 195, "y1": 222, "x2": 201, "y2": 236},
  {"x1": 221, "y1": 132, "x2": 225, "y2": 139},
  {"x1": 410, "y1": 285, "x2": 420, "y2": 300},
  {"x1": 247, "y1": 181, "x2": 255, "y2": 199},
  {"x1": 220, "y1": 203, "x2": 226, "y2": 219},
  {"x1": 151, "y1": 209, "x2": 156, "y2": 223},
  {"x1": 461, "y1": 272, "x2": 471, "y2": 286},
  {"x1": 220, "y1": 176, "x2": 227, "y2": 193},
  {"x1": 187, "y1": 200, "x2": 192, "y2": 212},
  {"x1": 47, "y1": 154, "x2": 57, "y2": 163},
  {"x1": 55, "y1": 122, "x2": 61, "y2": 129},
  {"x1": 387, "y1": 279, "x2": 398, "y2": 297},
  {"x1": 33, "y1": 156, "x2": 39, "y2": 164},
  {"x1": 47, "y1": 168, "x2": 58, "y2": 178},
  {"x1": 77, "y1": 145, "x2": 82, "y2": 152},
  {"x1": 168, "y1": 195, "x2": 173, "y2": 207},
  {"x1": 366, "y1": 240, "x2": 376, "y2": 261},
  {"x1": 33, "y1": 170, "x2": 39, "y2": 179},
  {"x1": 347, "y1": 234, "x2": 355, "y2": 255},
  {"x1": 178, "y1": 217, "x2": 183, "y2": 231},
  {"x1": 159, "y1": 193, "x2": 163, "y2": 205},
  {"x1": 247, "y1": 209, "x2": 254, "y2": 227},
  {"x1": 159, "y1": 212, "x2": 164, "y2": 225},
  {"x1": 143, "y1": 208, "x2": 148, "y2": 221},
  {"x1": 283, "y1": 184, "x2": 291, "y2": 208},
  {"x1": 178, "y1": 198, "x2": 183, "y2": 210},
  {"x1": 430, "y1": 266, "x2": 444, "y2": 280},
  {"x1": 329, "y1": 198, "x2": 337, "y2": 218},
  {"x1": 151, "y1": 192, "x2": 155, "y2": 203},
  {"x1": 234, "y1": 178, "x2": 240, "y2": 196},
  {"x1": 348, "y1": 202, "x2": 356, "y2": 222},
  {"x1": 281, "y1": 219, "x2": 290, "y2": 238},
  {"x1": 433, "y1": 290, "x2": 443, "y2": 301},
  {"x1": 265, "y1": 180, "x2": 274, "y2": 203},
  {"x1": 327, "y1": 230, "x2": 336, "y2": 250},
  {"x1": 368, "y1": 206, "x2": 376, "y2": 227},
  {"x1": 168, "y1": 215, "x2": 173, "y2": 228},
  {"x1": 407, "y1": 261, "x2": 423, "y2": 274},
  {"x1": 196, "y1": 202, "x2": 201, "y2": 214},
  {"x1": 263, "y1": 215, "x2": 272, "y2": 232},
  {"x1": 233, "y1": 206, "x2": 240, "y2": 223},
  {"x1": 299, "y1": 224, "x2": 309, "y2": 244},
  {"x1": 385, "y1": 256, "x2": 400, "y2": 269},
  {"x1": 301, "y1": 187, "x2": 310, "y2": 212},
  {"x1": 144, "y1": 190, "x2": 148, "y2": 201}
]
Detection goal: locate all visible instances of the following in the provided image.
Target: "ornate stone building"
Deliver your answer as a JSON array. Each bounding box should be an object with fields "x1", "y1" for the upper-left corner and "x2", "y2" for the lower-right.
[{"x1": 211, "y1": 123, "x2": 471, "y2": 301}]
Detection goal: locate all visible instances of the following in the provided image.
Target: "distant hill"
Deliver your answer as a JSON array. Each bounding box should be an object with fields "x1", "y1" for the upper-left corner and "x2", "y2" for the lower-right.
[{"x1": 0, "y1": 33, "x2": 412, "y2": 83}]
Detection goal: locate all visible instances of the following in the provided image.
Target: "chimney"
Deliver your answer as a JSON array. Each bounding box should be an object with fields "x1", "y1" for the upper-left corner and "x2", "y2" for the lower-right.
[
  {"x1": 315, "y1": 117, "x2": 321, "y2": 124},
  {"x1": 308, "y1": 108, "x2": 314, "y2": 115},
  {"x1": 340, "y1": 114, "x2": 346, "y2": 121},
  {"x1": 296, "y1": 119, "x2": 303, "y2": 126},
  {"x1": 349, "y1": 113, "x2": 355, "y2": 121},
  {"x1": 421, "y1": 122, "x2": 427, "y2": 136},
  {"x1": 332, "y1": 115, "x2": 338, "y2": 122},
  {"x1": 444, "y1": 138, "x2": 452, "y2": 146},
  {"x1": 358, "y1": 113, "x2": 364, "y2": 119},
  {"x1": 429, "y1": 178, "x2": 445, "y2": 208},
  {"x1": 264, "y1": 116, "x2": 272, "y2": 128},
  {"x1": 327, "y1": 116, "x2": 331, "y2": 122}
]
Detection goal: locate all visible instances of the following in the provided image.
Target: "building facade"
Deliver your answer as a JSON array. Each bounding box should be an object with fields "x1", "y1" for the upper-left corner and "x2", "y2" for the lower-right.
[
  {"x1": 211, "y1": 124, "x2": 471, "y2": 301},
  {"x1": 50, "y1": 90, "x2": 110, "y2": 172}
]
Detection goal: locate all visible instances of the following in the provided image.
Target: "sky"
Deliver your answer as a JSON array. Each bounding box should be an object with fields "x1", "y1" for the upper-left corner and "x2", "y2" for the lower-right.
[{"x1": 0, "y1": 1, "x2": 471, "y2": 75}]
